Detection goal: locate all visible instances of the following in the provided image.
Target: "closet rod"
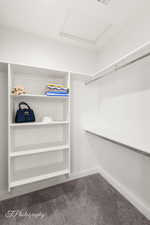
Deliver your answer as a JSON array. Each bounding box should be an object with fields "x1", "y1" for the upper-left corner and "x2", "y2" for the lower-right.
[{"x1": 85, "y1": 47, "x2": 150, "y2": 85}]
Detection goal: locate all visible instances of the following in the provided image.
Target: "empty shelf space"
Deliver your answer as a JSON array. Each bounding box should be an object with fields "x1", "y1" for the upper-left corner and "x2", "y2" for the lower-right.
[
  {"x1": 10, "y1": 121, "x2": 69, "y2": 127},
  {"x1": 11, "y1": 94, "x2": 69, "y2": 99},
  {"x1": 10, "y1": 169, "x2": 69, "y2": 188},
  {"x1": 10, "y1": 145, "x2": 69, "y2": 157},
  {"x1": 85, "y1": 128, "x2": 150, "y2": 157},
  {"x1": 10, "y1": 151, "x2": 69, "y2": 188}
]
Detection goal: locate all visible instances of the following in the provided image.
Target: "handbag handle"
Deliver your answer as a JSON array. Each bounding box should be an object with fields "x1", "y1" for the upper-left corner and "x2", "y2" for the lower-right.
[{"x1": 19, "y1": 102, "x2": 31, "y2": 110}]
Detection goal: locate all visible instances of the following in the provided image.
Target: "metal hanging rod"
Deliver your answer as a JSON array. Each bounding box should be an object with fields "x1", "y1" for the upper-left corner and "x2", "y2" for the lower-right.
[
  {"x1": 85, "y1": 42, "x2": 150, "y2": 85},
  {"x1": 114, "y1": 52, "x2": 150, "y2": 72}
]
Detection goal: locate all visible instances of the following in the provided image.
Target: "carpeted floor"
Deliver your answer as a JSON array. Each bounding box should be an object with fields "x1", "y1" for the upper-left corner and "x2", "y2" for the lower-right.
[{"x1": 0, "y1": 174, "x2": 150, "y2": 225}]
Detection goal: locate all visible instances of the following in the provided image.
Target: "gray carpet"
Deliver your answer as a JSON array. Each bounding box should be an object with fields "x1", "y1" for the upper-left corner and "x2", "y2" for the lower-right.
[{"x1": 0, "y1": 174, "x2": 150, "y2": 225}]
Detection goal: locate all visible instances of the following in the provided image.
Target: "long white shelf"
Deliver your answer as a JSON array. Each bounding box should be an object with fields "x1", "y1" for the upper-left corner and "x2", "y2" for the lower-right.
[
  {"x1": 85, "y1": 41, "x2": 150, "y2": 84},
  {"x1": 10, "y1": 169, "x2": 69, "y2": 188},
  {"x1": 85, "y1": 128, "x2": 150, "y2": 156},
  {"x1": 11, "y1": 94, "x2": 69, "y2": 99},
  {"x1": 10, "y1": 145, "x2": 69, "y2": 157},
  {"x1": 10, "y1": 121, "x2": 69, "y2": 127}
]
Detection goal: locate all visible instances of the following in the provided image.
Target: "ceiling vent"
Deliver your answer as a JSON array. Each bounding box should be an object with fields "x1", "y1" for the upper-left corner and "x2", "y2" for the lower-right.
[{"x1": 97, "y1": 0, "x2": 111, "y2": 5}]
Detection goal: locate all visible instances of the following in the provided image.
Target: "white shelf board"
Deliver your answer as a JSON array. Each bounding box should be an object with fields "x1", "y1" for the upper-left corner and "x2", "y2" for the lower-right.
[
  {"x1": 86, "y1": 41, "x2": 150, "y2": 84},
  {"x1": 85, "y1": 128, "x2": 150, "y2": 157},
  {"x1": 10, "y1": 121, "x2": 69, "y2": 127},
  {"x1": 10, "y1": 145, "x2": 69, "y2": 157},
  {"x1": 11, "y1": 94, "x2": 69, "y2": 99},
  {"x1": 10, "y1": 169, "x2": 69, "y2": 188}
]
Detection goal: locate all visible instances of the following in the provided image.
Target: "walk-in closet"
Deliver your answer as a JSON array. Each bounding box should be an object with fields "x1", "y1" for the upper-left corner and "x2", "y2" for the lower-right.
[{"x1": 0, "y1": 0, "x2": 150, "y2": 224}]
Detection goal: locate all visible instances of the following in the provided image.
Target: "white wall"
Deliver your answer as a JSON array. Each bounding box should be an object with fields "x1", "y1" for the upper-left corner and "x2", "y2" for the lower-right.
[
  {"x1": 97, "y1": 8, "x2": 150, "y2": 70},
  {"x1": 89, "y1": 10, "x2": 150, "y2": 219},
  {"x1": 0, "y1": 28, "x2": 97, "y2": 74},
  {"x1": 71, "y1": 75, "x2": 99, "y2": 173}
]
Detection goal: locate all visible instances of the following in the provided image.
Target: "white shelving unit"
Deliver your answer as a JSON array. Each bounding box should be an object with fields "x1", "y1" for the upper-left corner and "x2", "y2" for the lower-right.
[{"x1": 8, "y1": 64, "x2": 71, "y2": 191}]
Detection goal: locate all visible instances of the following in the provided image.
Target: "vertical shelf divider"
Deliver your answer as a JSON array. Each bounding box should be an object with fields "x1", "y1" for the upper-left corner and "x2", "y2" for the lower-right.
[
  {"x1": 67, "y1": 72, "x2": 71, "y2": 174},
  {"x1": 8, "y1": 64, "x2": 11, "y2": 192}
]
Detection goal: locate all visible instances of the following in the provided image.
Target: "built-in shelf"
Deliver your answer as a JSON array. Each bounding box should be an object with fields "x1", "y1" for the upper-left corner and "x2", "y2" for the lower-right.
[
  {"x1": 10, "y1": 169, "x2": 69, "y2": 188},
  {"x1": 85, "y1": 128, "x2": 150, "y2": 157},
  {"x1": 11, "y1": 94, "x2": 69, "y2": 99},
  {"x1": 8, "y1": 63, "x2": 71, "y2": 191},
  {"x1": 10, "y1": 145, "x2": 69, "y2": 157},
  {"x1": 10, "y1": 121, "x2": 69, "y2": 127}
]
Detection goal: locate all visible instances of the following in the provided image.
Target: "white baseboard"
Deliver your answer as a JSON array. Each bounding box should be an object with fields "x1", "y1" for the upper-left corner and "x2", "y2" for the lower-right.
[
  {"x1": 0, "y1": 168, "x2": 99, "y2": 201},
  {"x1": 98, "y1": 166, "x2": 150, "y2": 220},
  {"x1": 68, "y1": 168, "x2": 99, "y2": 181}
]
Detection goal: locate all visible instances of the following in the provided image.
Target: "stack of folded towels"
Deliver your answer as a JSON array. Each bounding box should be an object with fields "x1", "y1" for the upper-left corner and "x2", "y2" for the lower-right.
[{"x1": 45, "y1": 83, "x2": 69, "y2": 96}]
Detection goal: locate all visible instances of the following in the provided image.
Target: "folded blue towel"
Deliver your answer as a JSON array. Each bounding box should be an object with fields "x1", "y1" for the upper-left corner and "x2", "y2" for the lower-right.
[
  {"x1": 46, "y1": 91, "x2": 68, "y2": 94},
  {"x1": 45, "y1": 92, "x2": 69, "y2": 96}
]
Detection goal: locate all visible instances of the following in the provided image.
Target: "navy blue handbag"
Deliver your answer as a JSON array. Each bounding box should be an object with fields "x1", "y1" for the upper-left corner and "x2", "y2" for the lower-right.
[{"x1": 15, "y1": 102, "x2": 35, "y2": 123}]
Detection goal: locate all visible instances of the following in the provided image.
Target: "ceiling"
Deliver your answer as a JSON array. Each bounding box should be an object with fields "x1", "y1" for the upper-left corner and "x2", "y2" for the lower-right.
[{"x1": 0, "y1": 0, "x2": 149, "y2": 51}]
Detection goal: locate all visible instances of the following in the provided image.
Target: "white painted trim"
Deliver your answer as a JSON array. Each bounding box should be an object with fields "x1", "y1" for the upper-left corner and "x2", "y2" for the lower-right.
[
  {"x1": 98, "y1": 166, "x2": 150, "y2": 220},
  {"x1": 0, "y1": 168, "x2": 99, "y2": 201}
]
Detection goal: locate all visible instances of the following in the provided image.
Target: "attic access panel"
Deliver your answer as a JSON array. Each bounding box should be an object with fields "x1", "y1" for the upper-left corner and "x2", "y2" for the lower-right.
[
  {"x1": 97, "y1": 0, "x2": 111, "y2": 5},
  {"x1": 61, "y1": 9, "x2": 112, "y2": 45}
]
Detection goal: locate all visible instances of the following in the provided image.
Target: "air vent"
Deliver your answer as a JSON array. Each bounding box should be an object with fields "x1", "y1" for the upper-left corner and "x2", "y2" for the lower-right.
[{"x1": 97, "y1": 0, "x2": 111, "y2": 5}]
